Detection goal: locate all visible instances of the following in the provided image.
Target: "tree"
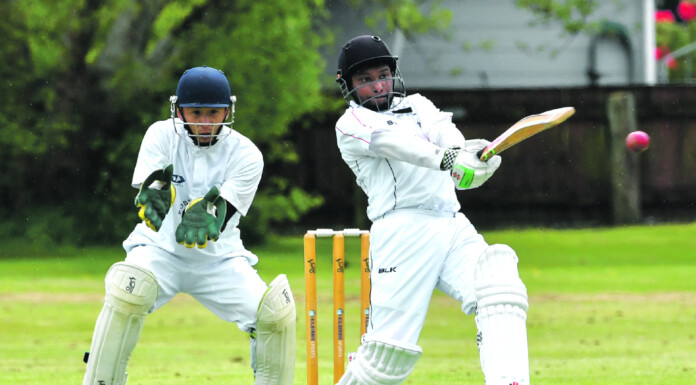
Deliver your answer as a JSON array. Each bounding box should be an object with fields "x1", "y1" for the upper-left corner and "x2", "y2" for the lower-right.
[
  {"x1": 514, "y1": 0, "x2": 602, "y2": 57},
  {"x1": 347, "y1": 0, "x2": 453, "y2": 38},
  {"x1": 1, "y1": 0, "x2": 329, "y2": 245},
  {"x1": 0, "y1": 0, "x2": 453, "y2": 246}
]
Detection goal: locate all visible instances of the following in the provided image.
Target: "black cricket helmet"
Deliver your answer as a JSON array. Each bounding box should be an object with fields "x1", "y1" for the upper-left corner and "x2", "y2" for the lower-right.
[
  {"x1": 169, "y1": 66, "x2": 237, "y2": 147},
  {"x1": 336, "y1": 35, "x2": 405, "y2": 111}
]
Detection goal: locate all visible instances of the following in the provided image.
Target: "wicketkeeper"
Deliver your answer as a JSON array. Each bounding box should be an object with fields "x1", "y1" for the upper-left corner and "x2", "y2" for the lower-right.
[
  {"x1": 82, "y1": 66, "x2": 295, "y2": 385},
  {"x1": 333, "y1": 35, "x2": 530, "y2": 384}
]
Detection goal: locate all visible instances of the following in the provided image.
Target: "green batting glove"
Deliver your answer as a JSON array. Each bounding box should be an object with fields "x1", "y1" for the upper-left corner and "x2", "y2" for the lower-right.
[
  {"x1": 134, "y1": 164, "x2": 176, "y2": 231},
  {"x1": 175, "y1": 186, "x2": 227, "y2": 249}
]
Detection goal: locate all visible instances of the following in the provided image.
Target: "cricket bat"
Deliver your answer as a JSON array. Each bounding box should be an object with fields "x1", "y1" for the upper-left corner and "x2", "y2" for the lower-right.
[{"x1": 477, "y1": 106, "x2": 576, "y2": 161}]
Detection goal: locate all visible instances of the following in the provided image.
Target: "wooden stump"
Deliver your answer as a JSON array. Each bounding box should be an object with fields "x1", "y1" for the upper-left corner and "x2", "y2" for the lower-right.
[{"x1": 606, "y1": 91, "x2": 641, "y2": 224}]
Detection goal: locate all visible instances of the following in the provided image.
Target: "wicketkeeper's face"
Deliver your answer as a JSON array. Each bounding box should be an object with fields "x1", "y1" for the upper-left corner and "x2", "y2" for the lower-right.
[
  {"x1": 178, "y1": 107, "x2": 229, "y2": 144},
  {"x1": 351, "y1": 64, "x2": 394, "y2": 110}
]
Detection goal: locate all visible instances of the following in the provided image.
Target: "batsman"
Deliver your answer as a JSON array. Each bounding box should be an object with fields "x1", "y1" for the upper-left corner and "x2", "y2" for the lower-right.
[
  {"x1": 82, "y1": 66, "x2": 295, "y2": 385},
  {"x1": 334, "y1": 35, "x2": 530, "y2": 384}
]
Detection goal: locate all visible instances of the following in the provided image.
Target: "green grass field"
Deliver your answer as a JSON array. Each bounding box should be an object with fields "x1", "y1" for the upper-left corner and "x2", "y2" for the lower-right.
[{"x1": 1, "y1": 222, "x2": 695, "y2": 384}]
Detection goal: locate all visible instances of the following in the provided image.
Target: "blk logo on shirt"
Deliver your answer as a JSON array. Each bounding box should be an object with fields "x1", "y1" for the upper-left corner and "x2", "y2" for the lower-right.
[{"x1": 378, "y1": 267, "x2": 397, "y2": 274}]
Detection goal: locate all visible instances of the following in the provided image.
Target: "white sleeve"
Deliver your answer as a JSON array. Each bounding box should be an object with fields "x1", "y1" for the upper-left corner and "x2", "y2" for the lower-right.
[
  {"x1": 409, "y1": 94, "x2": 465, "y2": 148},
  {"x1": 131, "y1": 123, "x2": 172, "y2": 188},
  {"x1": 337, "y1": 106, "x2": 446, "y2": 170},
  {"x1": 431, "y1": 119, "x2": 465, "y2": 148},
  {"x1": 369, "y1": 129, "x2": 444, "y2": 170},
  {"x1": 335, "y1": 113, "x2": 375, "y2": 159},
  {"x1": 220, "y1": 143, "x2": 263, "y2": 216},
  {"x1": 368, "y1": 94, "x2": 467, "y2": 170}
]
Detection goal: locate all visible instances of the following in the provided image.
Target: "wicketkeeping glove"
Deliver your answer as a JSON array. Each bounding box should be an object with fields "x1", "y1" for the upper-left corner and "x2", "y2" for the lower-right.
[
  {"x1": 134, "y1": 164, "x2": 176, "y2": 231},
  {"x1": 175, "y1": 186, "x2": 227, "y2": 249},
  {"x1": 440, "y1": 139, "x2": 501, "y2": 190}
]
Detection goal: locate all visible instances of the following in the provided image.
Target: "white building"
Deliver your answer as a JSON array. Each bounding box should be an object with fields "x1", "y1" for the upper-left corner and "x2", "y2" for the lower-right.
[{"x1": 324, "y1": 0, "x2": 656, "y2": 89}]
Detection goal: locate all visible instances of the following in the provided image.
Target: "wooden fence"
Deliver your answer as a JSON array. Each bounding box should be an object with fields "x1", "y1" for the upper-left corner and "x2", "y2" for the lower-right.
[{"x1": 286, "y1": 85, "x2": 696, "y2": 230}]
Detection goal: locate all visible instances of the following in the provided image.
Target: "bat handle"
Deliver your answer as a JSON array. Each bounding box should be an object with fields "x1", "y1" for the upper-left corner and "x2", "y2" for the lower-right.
[{"x1": 477, "y1": 147, "x2": 490, "y2": 161}]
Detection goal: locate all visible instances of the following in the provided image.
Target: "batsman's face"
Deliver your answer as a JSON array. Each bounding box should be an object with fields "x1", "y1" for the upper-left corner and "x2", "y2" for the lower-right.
[
  {"x1": 351, "y1": 65, "x2": 393, "y2": 110},
  {"x1": 178, "y1": 107, "x2": 229, "y2": 144}
]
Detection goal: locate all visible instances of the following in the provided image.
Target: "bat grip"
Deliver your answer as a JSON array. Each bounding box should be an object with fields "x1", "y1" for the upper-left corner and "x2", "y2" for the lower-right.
[{"x1": 477, "y1": 146, "x2": 493, "y2": 162}]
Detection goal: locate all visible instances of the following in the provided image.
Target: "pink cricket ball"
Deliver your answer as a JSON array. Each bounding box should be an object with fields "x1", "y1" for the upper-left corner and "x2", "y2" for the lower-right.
[{"x1": 626, "y1": 131, "x2": 650, "y2": 153}]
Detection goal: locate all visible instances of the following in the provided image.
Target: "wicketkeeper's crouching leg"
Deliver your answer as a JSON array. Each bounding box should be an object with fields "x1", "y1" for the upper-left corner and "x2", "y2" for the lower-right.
[
  {"x1": 83, "y1": 262, "x2": 158, "y2": 385},
  {"x1": 474, "y1": 244, "x2": 530, "y2": 385},
  {"x1": 336, "y1": 338, "x2": 422, "y2": 385},
  {"x1": 251, "y1": 274, "x2": 296, "y2": 385}
]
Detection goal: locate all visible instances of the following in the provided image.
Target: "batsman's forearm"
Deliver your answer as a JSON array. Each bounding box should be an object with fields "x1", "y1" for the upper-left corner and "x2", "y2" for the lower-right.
[
  {"x1": 433, "y1": 123, "x2": 466, "y2": 149},
  {"x1": 369, "y1": 129, "x2": 443, "y2": 170}
]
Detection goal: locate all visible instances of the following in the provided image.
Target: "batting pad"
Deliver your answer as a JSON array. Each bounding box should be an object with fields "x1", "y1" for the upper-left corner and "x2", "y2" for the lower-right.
[
  {"x1": 253, "y1": 274, "x2": 296, "y2": 385},
  {"x1": 337, "y1": 338, "x2": 422, "y2": 385},
  {"x1": 83, "y1": 262, "x2": 158, "y2": 385},
  {"x1": 474, "y1": 244, "x2": 530, "y2": 385}
]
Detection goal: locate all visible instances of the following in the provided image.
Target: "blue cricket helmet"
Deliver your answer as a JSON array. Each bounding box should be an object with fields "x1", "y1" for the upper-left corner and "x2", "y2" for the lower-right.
[
  {"x1": 169, "y1": 66, "x2": 237, "y2": 147},
  {"x1": 175, "y1": 66, "x2": 233, "y2": 108}
]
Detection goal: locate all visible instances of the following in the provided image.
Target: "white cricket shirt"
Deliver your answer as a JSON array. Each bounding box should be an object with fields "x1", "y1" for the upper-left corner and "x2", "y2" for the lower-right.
[
  {"x1": 123, "y1": 118, "x2": 263, "y2": 264},
  {"x1": 335, "y1": 94, "x2": 466, "y2": 221}
]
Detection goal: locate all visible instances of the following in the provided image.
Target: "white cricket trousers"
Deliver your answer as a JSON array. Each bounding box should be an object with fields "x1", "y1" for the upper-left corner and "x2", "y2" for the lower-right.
[
  {"x1": 366, "y1": 209, "x2": 488, "y2": 345},
  {"x1": 125, "y1": 245, "x2": 268, "y2": 333}
]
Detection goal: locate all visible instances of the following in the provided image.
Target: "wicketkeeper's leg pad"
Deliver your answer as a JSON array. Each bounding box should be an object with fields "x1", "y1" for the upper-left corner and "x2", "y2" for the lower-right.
[
  {"x1": 474, "y1": 244, "x2": 530, "y2": 385},
  {"x1": 252, "y1": 274, "x2": 296, "y2": 385},
  {"x1": 336, "y1": 338, "x2": 422, "y2": 385},
  {"x1": 83, "y1": 262, "x2": 158, "y2": 385}
]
